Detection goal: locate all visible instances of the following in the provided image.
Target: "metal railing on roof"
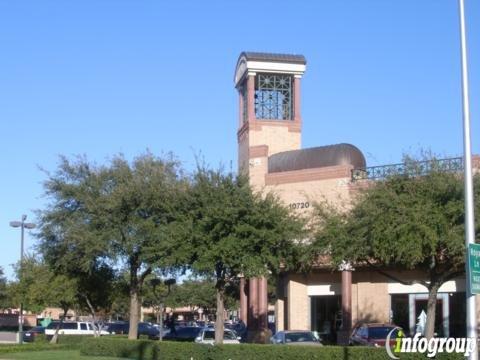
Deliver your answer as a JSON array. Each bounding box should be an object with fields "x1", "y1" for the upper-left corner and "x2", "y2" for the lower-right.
[{"x1": 351, "y1": 157, "x2": 464, "y2": 181}]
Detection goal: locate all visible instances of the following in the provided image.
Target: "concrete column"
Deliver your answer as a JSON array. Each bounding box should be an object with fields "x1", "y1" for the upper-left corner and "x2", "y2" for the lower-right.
[
  {"x1": 293, "y1": 76, "x2": 301, "y2": 122},
  {"x1": 240, "y1": 277, "x2": 248, "y2": 325},
  {"x1": 247, "y1": 74, "x2": 256, "y2": 122},
  {"x1": 248, "y1": 278, "x2": 259, "y2": 330},
  {"x1": 258, "y1": 276, "x2": 268, "y2": 330}
]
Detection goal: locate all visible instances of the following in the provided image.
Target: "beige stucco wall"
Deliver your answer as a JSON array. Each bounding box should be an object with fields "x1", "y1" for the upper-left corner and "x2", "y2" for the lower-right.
[
  {"x1": 248, "y1": 155, "x2": 268, "y2": 189},
  {"x1": 287, "y1": 275, "x2": 309, "y2": 330},
  {"x1": 238, "y1": 124, "x2": 301, "y2": 189},
  {"x1": 353, "y1": 272, "x2": 390, "y2": 325},
  {"x1": 265, "y1": 176, "x2": 352, "y2": 217},
  {"x1": 248, "y1": 125, "x2": 300, "y2": 158},
  {"x1": 282, "y1": 270, "x2": 472, "y2": 331},
  {"x1": 275, "y1": 298, "x2": 284, "y2": 332}
]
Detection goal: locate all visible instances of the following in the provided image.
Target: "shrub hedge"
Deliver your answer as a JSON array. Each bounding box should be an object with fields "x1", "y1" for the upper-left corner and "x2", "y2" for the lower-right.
[
  {"x1": 0, "y1": 342, "x2": 68, "y2": 354},
  {"x1": 80, "y1": 337, "x2": 466, "y2": 360},
  {"x1": 37, "y1": 333, "x2": 95, "y2": 347},
  {"x1": 0, "y1": 334, "x2": 99, "y2": 355}
]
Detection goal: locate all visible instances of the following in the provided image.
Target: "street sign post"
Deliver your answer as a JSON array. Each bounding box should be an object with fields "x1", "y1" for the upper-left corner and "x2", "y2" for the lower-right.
[{"x1": 468, "y1": 243, "x2": 480, "y2": 295}]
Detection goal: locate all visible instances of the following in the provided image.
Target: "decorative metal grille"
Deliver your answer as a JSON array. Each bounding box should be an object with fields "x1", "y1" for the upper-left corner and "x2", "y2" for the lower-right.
[
  {"x1": 351, "y1": 157, "x2": 464, "y2": 181},
  {"x1": 254, "y1": 74, "x2": 292, "y2": 120}
]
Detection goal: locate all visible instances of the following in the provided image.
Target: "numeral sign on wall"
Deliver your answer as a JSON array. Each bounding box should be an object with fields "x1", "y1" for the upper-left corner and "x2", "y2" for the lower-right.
[{"x1": 289, "y1": 202, "x2": 310, "y2": 210}]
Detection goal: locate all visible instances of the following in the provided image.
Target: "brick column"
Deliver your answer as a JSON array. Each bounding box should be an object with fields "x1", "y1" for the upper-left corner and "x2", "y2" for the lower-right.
[
  {"x1": 238, "y1": 87, "x2": 244, "y2": 128},
  {"x1": 248, "y1": 278, "x2": 258, "y2": 330},
  {"x1": 258, "y1": 276, "x2": 268, "y2": 330},
  {"x1": 247, "y1": 74, "x2": 256, "y2": 123},
  {"x1": 293, "y1": 76, "x2": 301, "y2": 122},
  {"x1": 240, "y1": 277, "x2": 248, "y2": 325},
  {"x1": 337, "y1": 262, "x2": 354, "y2": 345},
  {"x1": 341, "y1": 270, "x2": 352, "y2": 331}
]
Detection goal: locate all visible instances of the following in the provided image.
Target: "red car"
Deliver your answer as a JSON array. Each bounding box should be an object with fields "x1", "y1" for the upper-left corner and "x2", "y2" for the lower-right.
[{"x1": 349, "y1": 323, "x2": 401, "y2": 347}]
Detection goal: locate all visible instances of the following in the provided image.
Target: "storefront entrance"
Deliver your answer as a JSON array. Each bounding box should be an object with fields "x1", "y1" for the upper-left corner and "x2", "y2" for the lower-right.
[
  {"x1": 391, "y1": 292, "x2": 466, "y2": 337},
  {"x1": 310, "y1": 295, "x2": 341, "y2": 344}
]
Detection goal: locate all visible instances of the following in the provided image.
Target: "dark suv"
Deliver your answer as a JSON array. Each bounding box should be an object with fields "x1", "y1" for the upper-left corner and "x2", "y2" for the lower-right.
[
  {"x1": 162, "y1": 326, "x2": 202, "y2": 342},
  {"x1": 107, "y1": 322, "x2": 159, "y2": 339}
]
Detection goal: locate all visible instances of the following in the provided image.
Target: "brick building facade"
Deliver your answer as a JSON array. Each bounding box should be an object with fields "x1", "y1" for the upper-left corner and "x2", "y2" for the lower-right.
[{"x1": 234, "y1": 51, "x2": 479, "y2": 344}]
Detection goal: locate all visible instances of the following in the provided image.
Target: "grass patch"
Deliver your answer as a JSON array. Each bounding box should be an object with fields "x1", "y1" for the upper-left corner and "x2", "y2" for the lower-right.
[{"x1": 0, "y1": 349, "x2": 130, "y2": 360}]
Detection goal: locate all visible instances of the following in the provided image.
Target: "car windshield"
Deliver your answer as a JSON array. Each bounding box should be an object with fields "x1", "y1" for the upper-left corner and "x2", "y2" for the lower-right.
[
  {"x1": 285, "y1": 332, "x2": 316, "y2": 343},
  {"x1": 368, "y1": 327, "x2": 397, "y2": 339}
]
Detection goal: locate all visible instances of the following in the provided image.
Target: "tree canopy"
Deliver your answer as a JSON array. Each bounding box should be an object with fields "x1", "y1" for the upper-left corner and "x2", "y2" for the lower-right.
[
  {"x1": 37, "y1": 152, "x2": 188, "y2": 339},
  {"x1": 0, "y1": 267, "x2": 12, "y2": 310},
  {"x1": 310, "y1": 159, "x2": 480, "y2": 339},
  {"x1": 9, "y1": 257, "x2": 77, "y2": 316},
  {"x1": 184, "y1": 167, "x2": 304, "y2": 343}
]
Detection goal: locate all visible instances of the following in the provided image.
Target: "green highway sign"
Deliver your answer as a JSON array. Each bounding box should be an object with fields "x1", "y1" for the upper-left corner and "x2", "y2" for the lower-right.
[{"x1": 468, "y1": 243, "x2": 480, "y2": 294}]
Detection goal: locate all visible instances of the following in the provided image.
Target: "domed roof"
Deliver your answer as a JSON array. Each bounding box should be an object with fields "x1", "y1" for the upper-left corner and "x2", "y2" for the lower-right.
[{"x1": 268, "y1": 143, "x2": 366, "y2": 173}]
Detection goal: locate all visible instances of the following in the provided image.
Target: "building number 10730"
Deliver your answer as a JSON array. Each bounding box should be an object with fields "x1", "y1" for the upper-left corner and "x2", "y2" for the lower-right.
[{"x1": 289, "y1": 202, "x2": 310, "y2": 210}]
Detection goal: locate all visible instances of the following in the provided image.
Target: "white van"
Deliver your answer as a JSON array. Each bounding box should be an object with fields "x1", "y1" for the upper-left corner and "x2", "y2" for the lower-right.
[{"x1": 45, "y1": 321, "x2": 110, "y2": 337}]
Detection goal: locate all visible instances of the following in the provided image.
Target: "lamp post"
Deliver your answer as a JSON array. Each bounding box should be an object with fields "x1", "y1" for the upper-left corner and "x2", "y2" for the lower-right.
[
  {"x1": 458, "y1": 0, "x2": 478, "y2": 358},
  {"x1": 150, "y1": 278, "x2": 175, "y2": 342},
  {"x1": 9, "y1": 215, "x2": 36, "y2": 345}
]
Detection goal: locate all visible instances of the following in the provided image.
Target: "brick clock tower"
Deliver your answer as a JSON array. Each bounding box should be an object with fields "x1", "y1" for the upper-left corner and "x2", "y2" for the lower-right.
[
  {"x1": 234, "y1": 52, "x2": 306, "y2": 341},
  {"x1": 235, "y1": 52, "x2": 306, "y2": 189}
]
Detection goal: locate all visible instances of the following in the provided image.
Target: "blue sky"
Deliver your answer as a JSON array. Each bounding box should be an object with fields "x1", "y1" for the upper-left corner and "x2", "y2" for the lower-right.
[{"x1": 1, "y1": 0, "x2": 479, "y2": 279}]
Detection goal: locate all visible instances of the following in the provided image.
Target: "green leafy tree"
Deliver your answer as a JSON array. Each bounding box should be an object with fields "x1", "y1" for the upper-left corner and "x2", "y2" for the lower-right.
[
  {"x1": 9, "y1": 257, "x2": 77, "y2": 315},
  {"x1": 74, "y1": 263, "x2": 116, "y2": 336},
  {"x1": 37, "y1": 153, "x2": 188, "y2": 339},
  {"x1": 140, "y1": 273, "x2": 175, "y2": 324},
  {"x1": 310, "y1": 159, "x2": 480, "y2": 339},
  {"x1": 185, "y1": 167, "x2": 304, "y2": 343},
  {"x1": 167, "y1": 279, "x2": 216, "y2": 315},
  {"x1": 9, "y1": 257, "x2": 78, "y2": 343},
  {"x1": 163, "y1": 278, "x2": 239, "y2": 318},
  {"x1": 0, "y1": 267, "x2": 12, "y2": 310}
]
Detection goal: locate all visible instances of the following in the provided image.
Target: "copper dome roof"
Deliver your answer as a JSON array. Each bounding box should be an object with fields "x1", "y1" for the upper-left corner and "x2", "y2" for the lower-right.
[{"x1": 268, "y1": 143, "x2": 366, "y2": 173}]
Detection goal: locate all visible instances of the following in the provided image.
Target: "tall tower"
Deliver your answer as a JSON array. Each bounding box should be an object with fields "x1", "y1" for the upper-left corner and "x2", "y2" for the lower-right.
[
  {"x1": 234, "y1": 52, "x2": 307, "y2": 339},
  {"x1": 234, "y1": 52, "x2": 307, "y2": 187}
]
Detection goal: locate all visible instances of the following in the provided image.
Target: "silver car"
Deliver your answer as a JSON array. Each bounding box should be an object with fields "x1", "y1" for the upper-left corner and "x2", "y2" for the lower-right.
[
  {"x1": 270, "y1": 330, "x2": 322, "y2": 346},
  {"x1": 195, "y1": 328, "x2": 241, "y2": 345}
]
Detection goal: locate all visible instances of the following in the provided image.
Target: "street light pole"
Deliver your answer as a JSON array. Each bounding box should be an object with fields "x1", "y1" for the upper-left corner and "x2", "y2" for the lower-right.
[
  {"x1": 9, "y1": 215, "x2": 36, "y2": 345},
  {"x1": 458, "y1": 0, "x2": 478, "y2": 358}
]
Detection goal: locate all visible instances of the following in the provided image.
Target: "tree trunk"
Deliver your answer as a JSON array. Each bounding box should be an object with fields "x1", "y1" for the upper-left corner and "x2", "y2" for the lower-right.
[
  {"x1": 215, "y1": 285, "x2": 225, "y2": 344},
  {"x1": 424, "y1": 283, "x2": 440, "y2": 340},
  {"x1": 50, "y1": 307, "x2": 68, "y2": 344},
  {"x1": 83, "y1": 295, "x2": 99, "y2": 337},
  {"x1": 128, "y1": 288, "x2": 140, "y2": 340}
]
